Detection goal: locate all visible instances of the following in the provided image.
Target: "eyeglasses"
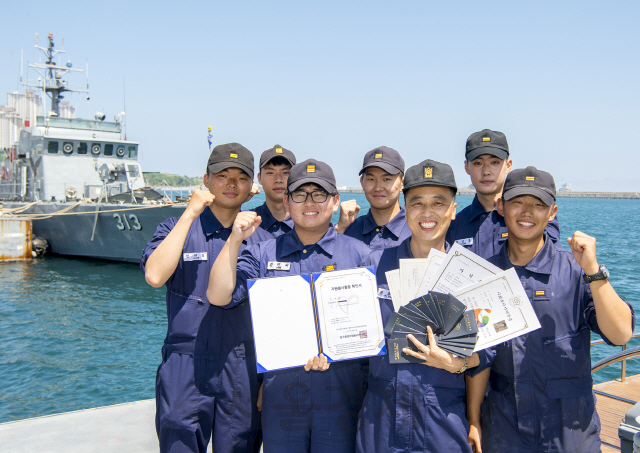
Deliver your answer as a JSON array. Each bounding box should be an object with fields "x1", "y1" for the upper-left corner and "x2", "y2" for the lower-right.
[{"x1": 289, "y1": 190, "x2": 330, "y2": 203}]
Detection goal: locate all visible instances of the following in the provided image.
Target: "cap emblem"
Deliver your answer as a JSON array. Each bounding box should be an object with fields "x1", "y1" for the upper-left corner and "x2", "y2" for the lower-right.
[
  {"x1": 307, "y1": 165, "x2": 316, "y2": 173},
  {"x1": 375, "y1": 153, "x2": 383, "y2": 159},
  {"x1": 483, "y1": 137, "x2": 490, "y2": 142},
  {"x1": 424, "y1": 166, "x2": 433, "y2": 179},
  {"x1": 276, "y1": 147, "x2": 283, "y2": 153},
  {"x1": 525, "y1": 176, "x2": 535, "y2": 181},
  {"x1": 230, "y1": 153, "x2": 238, "y2": 158}
]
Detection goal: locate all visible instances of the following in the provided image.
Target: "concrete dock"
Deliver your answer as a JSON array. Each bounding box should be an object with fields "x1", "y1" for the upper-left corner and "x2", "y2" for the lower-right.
[{"x1": 0, "y1": 399, "x2": 167, "y2": 453}]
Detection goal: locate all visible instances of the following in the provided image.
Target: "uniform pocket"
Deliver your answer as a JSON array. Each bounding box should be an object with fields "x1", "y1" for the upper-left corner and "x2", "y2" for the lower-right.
[
  {"x1": 543, "y1": 328, "x2": 593, "y2": 399},
  {"x1": 168, "y1": 290, "x2": 208, "y2": 341}
]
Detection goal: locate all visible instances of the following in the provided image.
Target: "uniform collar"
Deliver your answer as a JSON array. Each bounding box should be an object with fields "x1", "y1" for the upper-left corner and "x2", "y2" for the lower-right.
[
  {"x1": 396, "y1": 237, "x2": 450, "y2": 259},
  {"x1": 199, "y1": 207, "x2": 226, "y2": 236},
  {"x1": 255, "y1": 202, "x2": 294, "y2": 230},
  {"x1": 361, "y1": 207, "x2": 407, "y2": 238},
  {"x1": 279, "y1": 224, "x2": 337, "y2": 258},
  {"x1": 496, "y1": 233, "x2": 555, "y2": 275},
  {"x1": 467, "y1": 195, "x2": 492, "y2": 222}
]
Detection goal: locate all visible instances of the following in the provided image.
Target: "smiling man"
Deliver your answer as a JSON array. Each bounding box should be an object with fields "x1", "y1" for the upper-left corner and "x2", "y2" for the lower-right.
[
  {"x1": 446, "y1": 129, "x2": 560, "y2": 258},
  {"x1": 207, "y1": 159, "x2": 372, "y2": 453},
  {"x1": 141, "y1": 143, "x2": 273, "y2": 453},
  {"x1": 356, "y1": 159, "x2": 494, "y2": 453},
  {"x1": 252, "y1": 144, "x2": 296, "y2": 237},
  {"x1": 335, "y1": 146, "x2": 411, "y2": 250},
  {"x1": 467, "y1": 167, "x2": 635, "y2": 453}
]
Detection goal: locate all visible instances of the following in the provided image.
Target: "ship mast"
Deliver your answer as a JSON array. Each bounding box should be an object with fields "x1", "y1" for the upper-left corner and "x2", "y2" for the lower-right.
[{"x1": 23, "y1": 33, "x2": 87, "y2": 116}]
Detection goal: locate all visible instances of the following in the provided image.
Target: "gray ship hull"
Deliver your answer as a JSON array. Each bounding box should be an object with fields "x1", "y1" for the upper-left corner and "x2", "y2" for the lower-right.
[{"x1": 3, "y1": 202, "x2": 186, "y2": 263}]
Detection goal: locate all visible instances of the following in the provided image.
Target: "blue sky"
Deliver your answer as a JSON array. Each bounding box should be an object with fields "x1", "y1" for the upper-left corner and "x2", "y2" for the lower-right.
[{"x1": 1, "y1": 1, "x2": 639, "y2": 191}]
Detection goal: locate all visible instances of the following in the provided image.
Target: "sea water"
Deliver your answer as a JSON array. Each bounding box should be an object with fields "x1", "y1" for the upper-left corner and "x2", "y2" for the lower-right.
[{"x1": 0, "y1": 194, "x2": 639, "y2": 422}]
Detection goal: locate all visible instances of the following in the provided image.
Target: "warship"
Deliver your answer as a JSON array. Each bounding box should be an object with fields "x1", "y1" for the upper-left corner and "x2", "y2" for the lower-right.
[{"x1": 0, "y1": 33, "x2": 186, "y2": 262}]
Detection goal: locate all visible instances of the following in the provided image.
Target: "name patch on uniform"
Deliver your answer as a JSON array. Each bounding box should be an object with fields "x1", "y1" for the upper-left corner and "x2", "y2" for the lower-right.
[
  {"x1": 323, "y1": 264, "x2": 337, "y2": 271},
  {"x1": 377, "y1": 288, "x2": 392, "y2": 299},
  {"x1": 501, "y1": 232, "x2": 509, "y2": 238},
  {"x1": 183, "y1": 252, "x2": 208, "y2": 261},
  {"x1": 455, "y1": 238, "x2": 473, "y2": 247},
  {"x1": 267, "y1": 261, "x2": 291, "y2": 271},
  {"x1": 535, "y1": 290, "x2": 546, "y2": 296}
]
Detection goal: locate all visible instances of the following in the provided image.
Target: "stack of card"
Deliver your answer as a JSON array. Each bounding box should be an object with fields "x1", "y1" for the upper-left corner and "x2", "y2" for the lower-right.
[{"x1": 385, "y1": 291, "x2": 479, "y2": 364}]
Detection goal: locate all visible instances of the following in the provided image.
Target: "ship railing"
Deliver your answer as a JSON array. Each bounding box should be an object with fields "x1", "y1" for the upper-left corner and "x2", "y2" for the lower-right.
[{"x1": 591, "y1": 332, "x2": 640, "y2": 382}]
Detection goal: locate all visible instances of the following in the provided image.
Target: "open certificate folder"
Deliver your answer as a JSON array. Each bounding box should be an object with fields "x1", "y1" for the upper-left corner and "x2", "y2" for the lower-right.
[{"x1": 247, "y1": 267, "x2": 386, "y2": 373}]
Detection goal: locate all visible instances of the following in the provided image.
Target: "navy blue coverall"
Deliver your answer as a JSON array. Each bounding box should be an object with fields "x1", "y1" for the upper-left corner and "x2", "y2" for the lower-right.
[
  {"x1": 231, "y1": 226, "x2": 372, "y2": 453},
  {"x1": 252, "y1": 202, "x2": 294, "y2": 238},
  {"x1": 482, "y1": 237, "x2": 636, "y2": 453},
  {"x1": 141, "y1": 208, "x2": 273, "y2": 453},
  {"x1": 446, "y1": 195, "x2": 561, "y2": 258},
  {"x1": 344, "y1": 207, "x2": 412, "y2": 251},
  {"x1": 356, "y1": 238, "x2": 495, "y2": 453}
]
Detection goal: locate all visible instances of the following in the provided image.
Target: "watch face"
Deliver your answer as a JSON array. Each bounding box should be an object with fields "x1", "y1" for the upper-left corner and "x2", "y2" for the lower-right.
[{"x1": 601, "y1": 265, "x2": 610, "y2": 279}]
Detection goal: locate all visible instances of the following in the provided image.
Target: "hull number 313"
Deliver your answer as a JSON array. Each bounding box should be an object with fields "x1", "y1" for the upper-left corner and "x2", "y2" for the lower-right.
[{"x1": 113, "y1": 213, "x2": 142, "y2": 231}]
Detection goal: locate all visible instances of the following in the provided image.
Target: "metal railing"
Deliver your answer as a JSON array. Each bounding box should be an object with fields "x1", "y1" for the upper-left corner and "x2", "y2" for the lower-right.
[{"x1": 591, "y1": 333, "x2": 640, "y2": 382}]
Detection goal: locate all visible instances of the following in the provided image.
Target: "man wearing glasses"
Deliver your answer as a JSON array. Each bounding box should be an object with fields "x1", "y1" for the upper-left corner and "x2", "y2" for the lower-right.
[{"x1": 207, "y1": 159, "x2": 372, "y2": 453}]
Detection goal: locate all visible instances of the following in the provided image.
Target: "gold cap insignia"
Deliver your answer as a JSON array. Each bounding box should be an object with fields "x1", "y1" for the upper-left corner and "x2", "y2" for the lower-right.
[
  {"x1": 501, "y1": 232, "x2": 509, "y2": 238},
  {"x1": 535, "y1": 290, "x2": 546, "y2": 296},
  {"x1": 482, "y1": 137, "x2": 490, "y2": 142},
  {"x1": 230, "y1": 153, "x2": 238, "y2": 158},
  {"x1": 375, "y1": 153, "x2": 383, "y2": 159},
  {"x1": 525, "y1": 176, "x2": 535, "y2": 181},
  {"x1": 424, "y1": 166, "x2": 434, "y2": 179},
  {"x1": 275, "y1": 147, "x2": 283, "y2": 153},
  {"x1": 307, "y1": 165, "x2": 316, "y2": 173}
]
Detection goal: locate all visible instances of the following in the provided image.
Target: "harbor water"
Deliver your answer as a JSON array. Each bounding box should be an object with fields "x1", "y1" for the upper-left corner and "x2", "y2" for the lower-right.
[{"x1": 1, "y1": 194, "x2": 639, "y2": 423}]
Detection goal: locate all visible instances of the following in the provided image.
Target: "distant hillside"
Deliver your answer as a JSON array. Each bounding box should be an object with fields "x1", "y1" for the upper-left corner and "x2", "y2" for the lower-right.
[{"x1": 143, "y1": 172, "x2": 202, "y2": 187}]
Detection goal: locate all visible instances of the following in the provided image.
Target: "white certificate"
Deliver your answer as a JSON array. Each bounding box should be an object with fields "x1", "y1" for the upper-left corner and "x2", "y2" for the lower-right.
[
  {"x1": 427, "y1": 243, "x2": 502, "y2": 294},
  {"x1": 400, "y1": 248, "x2": 447, "y2": 304},
  {"x1": 451, "y1": 268, "x2": 541, "y2": 351},
  {"x1": 248, "y1": 267, "x2": 385, "y2": 373},
  {"x1": 385, "y1": 269, "x2": 403, "y2": 312},
  {"x1": 314, "y1": 268, "x2": 385, "y2": 361}
]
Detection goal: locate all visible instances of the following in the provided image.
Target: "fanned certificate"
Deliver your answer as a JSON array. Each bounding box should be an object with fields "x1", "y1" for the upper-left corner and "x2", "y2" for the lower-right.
[
  {"x1": 248, "y1": 267, "x2": 385, "y2": 373},
  {"x1": 385, "y1": 269, "x2": 403, "y2": 312},
  {"x1": 450, "y1": 268, "x2": 541, "y2": 351},
  {"x1": 400, "y1": 248, "x2": 447, "y2": 304},
  {"x1": 427, "y1": 243, "x2": 502, "y2": 294}
]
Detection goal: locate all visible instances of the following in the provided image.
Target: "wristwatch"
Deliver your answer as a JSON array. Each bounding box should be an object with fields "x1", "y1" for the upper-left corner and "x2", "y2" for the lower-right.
[
  {"x1": 583, "y1": 264, "x2": 610, "y2": 284},
  {"x1": 456, "y1": 356, "x2": 468, "y2": 374}
]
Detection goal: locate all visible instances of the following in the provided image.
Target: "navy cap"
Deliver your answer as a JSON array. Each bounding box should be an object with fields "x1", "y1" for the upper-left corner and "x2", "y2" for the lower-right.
[
  {"x1": 403, "y1": 159, "x2": 457, "y2": 194},
  {"x1": 259, "y1": 144, "x2": 296, "y2": 168},
  {"x1": 359, "y1": 146, "x2": 405, "y2": 175},
  {"x1": 466, "y1": 129, "x2": 509, "y2": 161},
  {"x1": 287, "y1": 159, "x2": 337, "y2": 194},
  {"x1": 207, "y1": 143, "x2": 254, "y2": 180},
  {"x1": 503, "y1": 166, "x2": 556, "y2": 206}
]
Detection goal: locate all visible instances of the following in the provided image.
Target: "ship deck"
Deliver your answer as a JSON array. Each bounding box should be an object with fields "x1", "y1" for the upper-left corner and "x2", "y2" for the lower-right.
[{"x1": 595, "y1": 374, "x2": 640, "y2": 452}]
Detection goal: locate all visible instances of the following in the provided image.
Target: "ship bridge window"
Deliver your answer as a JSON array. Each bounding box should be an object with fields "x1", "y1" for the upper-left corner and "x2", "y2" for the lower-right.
[
  {"x1": 77, "y1": 142, "x2": 88, "y2": 155},
  {"x1": 128, "y1": 146, "x2": 137, "y2": 159},
  {"x1": 47, "y1": 141, "x2": 59, "y2": 154},
  {"x1": 104, "y1": 144, "x2": 114, "y2": 156},
  {"x1": 91, "y1": 143, "x2": 101, "y2": 155},
  {"x1": 127, "y1": 164, "x2": 140, "y2": 178}
]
